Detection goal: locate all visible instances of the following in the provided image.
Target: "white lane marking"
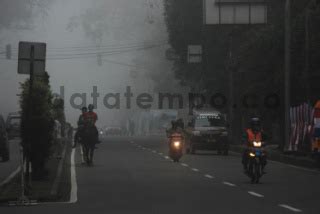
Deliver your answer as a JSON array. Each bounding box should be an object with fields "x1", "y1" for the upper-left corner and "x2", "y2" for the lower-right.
[
  {"x1": 159, "y1": 152, "x2": 163, "y2": 156},
  {"x1": 223, "y1": 182, "x2": 236, "y2": 187},
  {"x1": 152, "y1": 150, "x2": 157, "y2": 153},
  {"x1": 69, "y1": 148, "x2": 78, "y2": 203},
  {"x1": 248, "y1": 191, "x2": 264, "y2": 198},
  {"x1": 0, "y1": 167, "x2": 21, "y2": 187},
  {"x1": 142, "y1": 147, "x2": 146, "y2": 150},
  {"x1": 164, "y1": 156, "x2": 170, "y2": 159},
  {"x1": 181, "y1": 163, "x2": 189, "y2": 167},
  {"x1": 278, "y1": 204, "x2": 302, "y2": 213},
  {"x1": 191, "y1": 168, "x2": 199, "y2": 172},
  {"x1": 204, "y1": 174, "x2": 214, "y2": 179}
]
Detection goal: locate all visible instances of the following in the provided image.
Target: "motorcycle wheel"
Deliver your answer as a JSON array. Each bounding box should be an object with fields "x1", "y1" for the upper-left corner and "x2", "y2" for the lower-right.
[
  {"x1": 190, "y1": 145, "x2": 196, "y2": 155},
  {"x1": 186, "y1": 148, "x2": 190, "y2": 154},
  {"x1": 248, "y1": 162, "x2": 255, "y2": 184},
  {"x1": 255, "y1": 162, "x2": 261, "y2": 184}
]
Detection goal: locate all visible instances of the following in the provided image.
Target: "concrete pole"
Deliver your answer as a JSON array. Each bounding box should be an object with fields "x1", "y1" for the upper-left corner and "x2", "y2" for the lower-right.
[{"x1": 284, "y1": 0, "x2": 291, "y2": 150}]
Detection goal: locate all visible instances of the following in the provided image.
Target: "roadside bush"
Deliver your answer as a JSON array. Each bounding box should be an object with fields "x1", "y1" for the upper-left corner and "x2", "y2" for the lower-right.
[{"x1": 20, "y1": 72, "x2": 54, "y2": 180}]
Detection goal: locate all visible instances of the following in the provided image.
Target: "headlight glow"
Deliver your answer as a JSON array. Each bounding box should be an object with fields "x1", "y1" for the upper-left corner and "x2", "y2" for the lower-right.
[
  {"x1": 249, "y1": 153, "x2": 255, "y2": 157},
  {"x1": 173, "y1": 141, "x2": 181, "y2": 148},
  {"x1": 253, "y1": 141, "x2": 262, "y2": 147}
]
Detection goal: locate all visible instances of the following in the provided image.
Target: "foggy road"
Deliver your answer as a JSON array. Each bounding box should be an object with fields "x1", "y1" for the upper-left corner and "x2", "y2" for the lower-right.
[{"x1": 1, "y1": 136, "x2": 319, "y2": 214}]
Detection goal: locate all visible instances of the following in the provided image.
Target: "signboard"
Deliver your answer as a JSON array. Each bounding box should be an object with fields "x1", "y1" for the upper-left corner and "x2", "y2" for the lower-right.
[
  {"x1": 18, "y1": 42, "x2": 46, "y2": 75},
  {"x1": 204, "y1": 0, "x2": 267, "y2": 25},
  {"x1": 188, "y1": 45, "x2": 202, "y2": 63}
]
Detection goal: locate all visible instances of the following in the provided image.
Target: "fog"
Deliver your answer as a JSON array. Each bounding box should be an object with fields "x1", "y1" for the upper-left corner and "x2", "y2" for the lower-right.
[{"x1": 0, "y1": 0, "x2": 185, "y2": 128}]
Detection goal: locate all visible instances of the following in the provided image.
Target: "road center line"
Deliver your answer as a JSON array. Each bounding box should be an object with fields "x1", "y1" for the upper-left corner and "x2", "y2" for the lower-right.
[
  {"x1": 248, "y1": 191, "x2": 264, "y2": 198},
  {"x1": 223, "y1": 181, "x2": 236, "y2": 187},
  {"x1": 278, "y1": 204, "x2": 302, "y2": 213},
  {"x1": 181, "y1": 163, "x2": 189, "y2": 167},
  {"x1": 191, "y1": 168, "x2": 199, "y2": 172},
  {"x1": 204, "y1": 174, "x2": 214, "y2": 179},
  {"x1": 164, "y1": 156, "x2": 170, "y2": 159}
]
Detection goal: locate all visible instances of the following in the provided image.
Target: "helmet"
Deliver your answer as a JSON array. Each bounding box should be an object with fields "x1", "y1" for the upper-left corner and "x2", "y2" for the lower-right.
[
  {"x1": 81, "y1": 106, "x2": 87, "y2": 112},
  {"x1": 88, "y1": 104, "x2": 95, "y2": 111},
  {"x1": 250, "y1": 117, "x2": 261, "y2": 131}
]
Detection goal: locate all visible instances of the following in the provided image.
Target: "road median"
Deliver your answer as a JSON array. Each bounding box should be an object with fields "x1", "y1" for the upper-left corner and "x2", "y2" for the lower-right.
[{"x1": 0, "y1": 138, "x2": 72, "y2": 204}]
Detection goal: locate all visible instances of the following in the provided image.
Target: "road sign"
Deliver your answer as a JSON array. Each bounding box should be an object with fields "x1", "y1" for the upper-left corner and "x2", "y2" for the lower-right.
[
  {"x1": 204, "y1": 0, "x2": 267, "y2": 25},
  {"x1": 18, "y1": 42, "x2": 46, "y2": 76},
  {"x1": 188, "y1": 45, "x2": 202, "y2": 63}
]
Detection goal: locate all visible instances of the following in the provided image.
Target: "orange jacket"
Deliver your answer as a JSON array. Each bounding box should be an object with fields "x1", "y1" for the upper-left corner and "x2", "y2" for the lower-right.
[{"x1": 246, "y1": 129, "x2": 262, "y2": 143}]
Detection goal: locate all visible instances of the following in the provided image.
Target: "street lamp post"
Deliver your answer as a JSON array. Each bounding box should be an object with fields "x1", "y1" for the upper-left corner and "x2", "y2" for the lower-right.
[{"x1": 284, "y1": 0, "x2": 291, "y2": 150}]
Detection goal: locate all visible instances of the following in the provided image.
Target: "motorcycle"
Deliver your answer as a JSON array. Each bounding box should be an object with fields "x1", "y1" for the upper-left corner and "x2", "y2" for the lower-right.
[
  {"x1": 168, "y1": 132, "x2": 184, "y2": 162},
  {"x1": 247, "y1": 141, "x2": 266, "y2": 184}
]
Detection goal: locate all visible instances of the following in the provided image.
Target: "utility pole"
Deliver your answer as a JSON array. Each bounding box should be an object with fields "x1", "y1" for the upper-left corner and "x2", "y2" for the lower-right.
[
  {"x1": 305, "y1": 8, "x2": 310, "y2": 104},
  {"x1": 228, "y1": 33, "x2": 234, "y2": 145},
  {"x1": 284, "y1": 0, "x2": 291, "y2": 150}
]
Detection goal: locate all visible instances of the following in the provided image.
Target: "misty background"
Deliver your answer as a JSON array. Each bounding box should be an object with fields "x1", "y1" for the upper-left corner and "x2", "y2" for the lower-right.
[{"x1": 0, "y1": 0, "x2": 186, "y2": 128}]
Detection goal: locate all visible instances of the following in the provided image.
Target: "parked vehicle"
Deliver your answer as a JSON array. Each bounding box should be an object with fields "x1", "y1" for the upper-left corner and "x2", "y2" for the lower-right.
[
  {"x1": 185, "y1": 109, "x2": 228, "y2": 155},
  {"x1": 0, "y1": 115, "x2": 9, "y2": 162},
  {"x1": 6, "y1": 112, "x2": 21, "y2": 140}
]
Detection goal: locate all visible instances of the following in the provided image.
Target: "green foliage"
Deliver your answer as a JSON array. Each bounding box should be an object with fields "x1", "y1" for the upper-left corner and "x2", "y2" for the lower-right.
[
  {"x1": 20, "y1": 72, "x2": 54, "y2": 178},
  {"x1": 164, "y1": 0, "x2": 320, "y2": 144}
]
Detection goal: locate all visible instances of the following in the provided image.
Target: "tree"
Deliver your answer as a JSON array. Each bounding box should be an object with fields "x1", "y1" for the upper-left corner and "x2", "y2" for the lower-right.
[
  {"x1": 0, "y1": 0, "x2": 52, "y2": 30},
  {"x1": 20, "y1": 72, "x2": 54, "y2": 180}
]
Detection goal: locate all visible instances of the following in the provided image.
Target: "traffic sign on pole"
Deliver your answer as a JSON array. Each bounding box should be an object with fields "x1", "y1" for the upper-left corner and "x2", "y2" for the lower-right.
[{"x1": 18, "y1": 42, "x2": 46, "y2": 76}]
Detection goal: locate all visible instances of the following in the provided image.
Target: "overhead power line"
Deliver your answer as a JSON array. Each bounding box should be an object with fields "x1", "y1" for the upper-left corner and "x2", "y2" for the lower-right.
[{"x1": 0, "y1": 42, "x2": 166, "y2": 61}]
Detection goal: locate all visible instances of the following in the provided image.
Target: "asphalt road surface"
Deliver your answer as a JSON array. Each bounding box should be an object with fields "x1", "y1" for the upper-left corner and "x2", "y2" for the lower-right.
[
  {"x1": 1, "y1": 136, "x2": 320, "y2": 214},
  {"x1": 0, "y1": 139, "x2": 21, "y2": 187}
]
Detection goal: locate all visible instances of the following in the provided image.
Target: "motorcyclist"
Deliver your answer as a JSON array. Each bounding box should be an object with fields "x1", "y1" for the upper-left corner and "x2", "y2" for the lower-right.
[
  {"x1": 73, "y1": 106, "x2": 87, "y2": 147},
  {"x1": 83, "y1": 104, "x2": 99, "y2": 144},
  {"x1": 167, "y1": 120, "x2": 184, "y2": 144},
  {"x1": 167, "y1": 120, "x2": 183, "y2": 136},
  {"x1": 242, "y1": 117, "x2": 267, "y2": 174},
  {"x1": 176, "y1": 118, "x2": 185, "y2": 130}
]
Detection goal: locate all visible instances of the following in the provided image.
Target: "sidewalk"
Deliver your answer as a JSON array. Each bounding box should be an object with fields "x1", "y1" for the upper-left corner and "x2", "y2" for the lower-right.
[
  {"x1": 0, "y1": 138, "x2": 72, "y2": 203},
  {"x1": 229, "y1": 144, "x2": 320, "y2": 169}
]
